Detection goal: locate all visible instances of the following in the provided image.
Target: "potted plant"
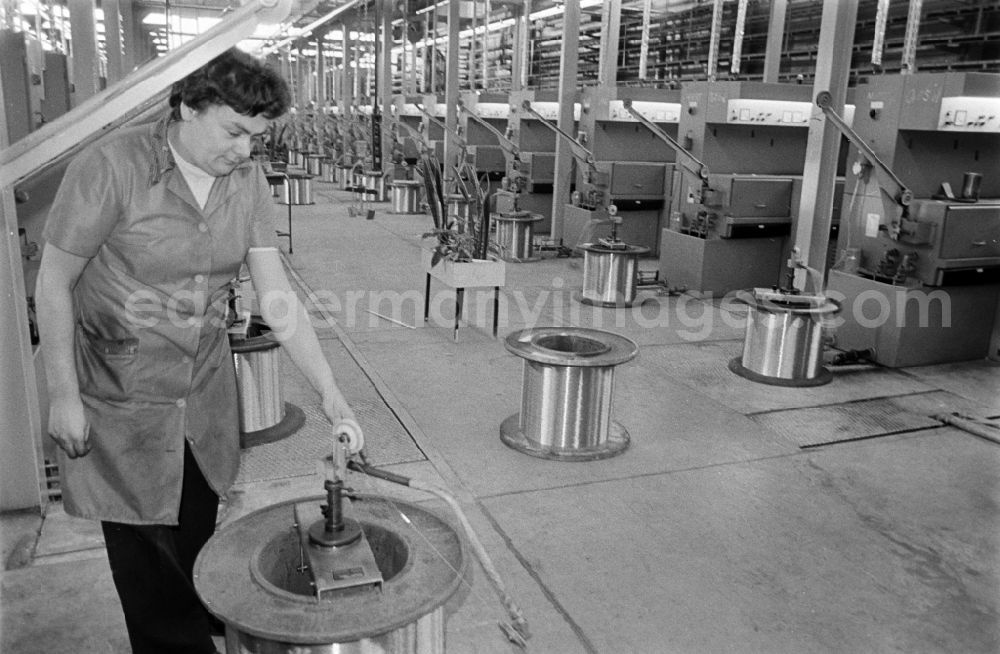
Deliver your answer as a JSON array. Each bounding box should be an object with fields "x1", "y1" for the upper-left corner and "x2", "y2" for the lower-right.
[{"x1": 421, "y1": 164, "x2": 505, "y2": 288}]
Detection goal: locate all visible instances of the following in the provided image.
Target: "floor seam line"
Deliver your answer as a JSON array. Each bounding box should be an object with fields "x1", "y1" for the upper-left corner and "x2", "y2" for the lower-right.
[
  {"x1": 477, "y1": 504, "x2": 600, "y2": 654},
  {"x1": 743, "y1": 388, "x2": 947, "y2": 417}
]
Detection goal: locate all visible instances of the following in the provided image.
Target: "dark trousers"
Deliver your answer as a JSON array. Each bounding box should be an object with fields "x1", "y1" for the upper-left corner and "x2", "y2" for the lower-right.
[{"x1": 101, "y1": 445, "x2": 219, "y2": 654}]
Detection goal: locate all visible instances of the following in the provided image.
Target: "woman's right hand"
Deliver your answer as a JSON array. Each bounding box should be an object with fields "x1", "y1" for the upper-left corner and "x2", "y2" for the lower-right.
[{"x1": 48, "y1": 396, "x2": 91, "y2": 459}]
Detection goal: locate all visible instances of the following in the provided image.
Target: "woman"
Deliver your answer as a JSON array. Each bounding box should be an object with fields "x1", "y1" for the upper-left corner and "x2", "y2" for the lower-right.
[{"x1": 35, "y1": 49, "x2": 357, "y2": 653}]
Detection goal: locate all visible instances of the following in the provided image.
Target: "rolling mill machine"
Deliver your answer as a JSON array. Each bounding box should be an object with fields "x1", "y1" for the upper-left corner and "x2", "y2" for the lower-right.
[
  {"x1": 566, "y1": 86, "x2": 687, "y2": 256},
  {"x1": 824, "y1": 72, "x2": 1000, "y2": 367},
  {"x1": 504, "y1": 90, "x2": 581, "y2": 235},
  {"x1": 659, "y1": 81, "x2": 852, "y2": 296}
]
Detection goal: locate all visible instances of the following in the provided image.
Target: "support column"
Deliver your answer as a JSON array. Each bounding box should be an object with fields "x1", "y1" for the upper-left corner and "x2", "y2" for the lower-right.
[
  {"x1": 68, "y1": 0, "x2": 100, "y2": 104},
  {"x1": 791, "y1": 0, "x2": 858, "y2": 289},
  {"x1": 550, "y1": 0, "x2": 580, "y2": 241},
  {"x1": 442, "y1": 0, "x2": 461, "y2": 179},
  {"x1": 597, "y1": 0, "x2": 620, "y2": 86},
  {"x1": 510, "y1": 0, "x2": 528, "y2": 93},
  {"x1": 762, "y1": 0, "x2": 787, "y2": 83},
  {"x1": 0, "y1": 77, "x2": 44, "y2": 511},
  {"x1": 316, "y1": 32, "x2": 326, "y2": 105},
  {"x1": 119, "y1": 0, "x2": 136, "y2": 73},
  {"x1": 380, "y1": 0, "x2": 392, "y2": 167},
  {"x1": 103, "y1": 0, "x2": 124, "y2": 84}
]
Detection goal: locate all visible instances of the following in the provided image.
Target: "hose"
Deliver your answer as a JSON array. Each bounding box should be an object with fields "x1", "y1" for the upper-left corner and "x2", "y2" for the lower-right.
[
  {"x1": 933, "y1": 413, "x2": 1000, "y2": 446},
  {"x1": 348, "y1": 458, "x2": 530, "y2": 648}
]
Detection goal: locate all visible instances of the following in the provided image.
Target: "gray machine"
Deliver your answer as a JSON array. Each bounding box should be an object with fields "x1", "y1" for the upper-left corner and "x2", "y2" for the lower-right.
[
  {"x1": 658, "y1": 81, "x2": 848, "y2": 295},
  {"x1": 560, "y1": 87, "x2": 685, "y2": 255},
  {"x1": 505, "y1": 90, "x2": 570, "y2": 233},
  {"x1": 824, "y1": 72, "x2": 1000, "y2": 367}
]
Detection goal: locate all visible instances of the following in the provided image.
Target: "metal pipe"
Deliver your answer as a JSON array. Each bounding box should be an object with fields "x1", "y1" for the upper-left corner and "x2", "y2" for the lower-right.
[{"x1": 1, "y1": 0, "x2": 292, "y2": 188}]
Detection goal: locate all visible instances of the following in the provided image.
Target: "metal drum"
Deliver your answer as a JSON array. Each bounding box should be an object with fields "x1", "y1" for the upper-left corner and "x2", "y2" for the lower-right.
[
  {"x1": 575, "y1": 242, "x2": 651, "y2": 307},
  {"x1": 493, "y1": 211, "x2": 542, "y2": 262},
  {"x1": 361, "y1": 171, "x2": 388, "y2": 202},
  {"x1": 281, "y1": 173, "x2": 314, "y2": 205},
  {"x1": 288, "y1": 150, "x2": 303, "y2": 167},
  {"x1": 729, "y1": 289, "x2": 841, "y2": 387},
  {"x1": 320, "y1": 159, "x2": 337, "y2": 183},
  {"x1": 500, "y1": 327, "x2": 638, "y2": 461},
  {"x1": 305, "y1": 154, "x2": 324, "y2": 176},
  {"x1": 229, "y1": 318, "x2": 305, "y2": 448},
  {"x1": 390, "y1": 180, "x2": 423, "y2": 214},
  {"x1": 194, "y1": 494, "x2": 465, "y2": 654},
  {"x1": 338, "y1": 165, "x2": 354, "y2": 190},
  {"x1": 445, "y1": 194, "x2": 473, "y2": 230}
]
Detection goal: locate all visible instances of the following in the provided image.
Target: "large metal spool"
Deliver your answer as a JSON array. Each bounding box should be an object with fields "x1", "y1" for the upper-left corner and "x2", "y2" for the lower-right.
[
  {"x1": 338, "y1": 165, "x2": 355, "y2": 191},
  {"x1": 493, "y1": 211, "x2": 542, "y2": 262},
  {"x1": 305, "y1": 154, "x2": 324, "y2": 176},
  {"x1": 230, "y1": 317, "x2": 305, "y2": 448},
  {"x1": 729, "y1": 289, "x2": 841, "y2": 387},
  {"x1": 194, "y1": 494, "x2": 466, "y2": 654},
  {"x1": 501, "y1": 328, "x2": 638, "y2": 461},
  {"x1": 361, "y1": 171, "x2": 388, "y2": 202},
  {"x1": 281, "y1": 173, "x2": 314, "y2": 205},
  {"x1": 445, "y1": 194, "x2": 472, "y2": 228},
  {"x1": 390, "y1": 180, "x2": 423, "y2": 214},
  {"x1": 320, "y1": 159, "x2": 338, "y2": 183},
  {"x1": 575, "y1": 242, "x2": 650, "y2": 307}
]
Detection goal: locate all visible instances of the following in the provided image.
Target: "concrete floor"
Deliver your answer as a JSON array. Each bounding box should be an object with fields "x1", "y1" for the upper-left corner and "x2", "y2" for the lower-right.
[{"x1": 3, "y1": 179, "x2": 999, "y2": 654}]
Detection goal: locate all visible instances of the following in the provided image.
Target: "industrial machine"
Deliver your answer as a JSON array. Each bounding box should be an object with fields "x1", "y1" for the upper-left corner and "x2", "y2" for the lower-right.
[
  {"x1": 659, "y1": 81, "x2": 850, "y2": 295},
  {"x1": 456, "y1": 92, "x2": 511, "y2": 181},
  {"x1": 824, "y1": 72, "x2": 1000, "y2": 367},
  {"x1": 567, "y1": 87, "x2": 689, "y2": 254},
  {"x1": 505, "y1": 89, "x2": 580, "y2": 233},
  {"x1": 520, "y1": 98, "x2": 611, "y2": 246}
]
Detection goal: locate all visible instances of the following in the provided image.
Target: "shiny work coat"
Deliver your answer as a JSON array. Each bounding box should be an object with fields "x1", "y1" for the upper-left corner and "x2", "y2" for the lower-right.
[{"x1": 43, "y1": 112, "x2": 278, "y2": 525}]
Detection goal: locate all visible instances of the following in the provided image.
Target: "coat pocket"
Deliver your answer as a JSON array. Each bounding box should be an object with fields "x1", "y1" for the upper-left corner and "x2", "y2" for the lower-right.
[{"x1": 75, "y1": 324, "x2": 139, "y2": 401}]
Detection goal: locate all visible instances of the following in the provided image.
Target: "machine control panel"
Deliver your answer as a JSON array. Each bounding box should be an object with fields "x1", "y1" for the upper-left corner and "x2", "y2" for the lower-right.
[
  {"x1": 726, "y1": 99, "x2": 856, "y2": 127},
  {"x1": 607, "y1": 100, "x2": 681, "y2": 123},
  {"x1": 525, "y1": 101, "x2": 582, "y2": 121},
  {"x1": 474, "y1": 102, "x2": 510, "y2": 119},
  {"x1": 937, "y1": 97, "x2": 1000, "y2": 132}
]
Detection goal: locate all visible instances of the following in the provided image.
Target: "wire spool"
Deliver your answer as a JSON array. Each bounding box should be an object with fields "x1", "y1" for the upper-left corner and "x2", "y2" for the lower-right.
[
  {"x1": 320, "y1": 159, "x2": 337, "y2": 183},
  {"x1": 361, "y1": 171, "x2": 388, "y2": 202},
  {"x1": 729, "y1": 289, "x2": 841, "y2": 387},
  {"x1": 305, "y1": 154, "x2": 324, "y2": 176},
  {"x1": 501, "y1": 328, "x2": 638, "y2": 461},
  {"x1": 194, "y1": 494, "x2": 466, "y2": 653},
  {"x1": 282, "y1": 173, "x2": 314, "y2": 205},
  {"x1": 390, "y1": 180, "x2": 423, "y2": 214},
  {"x1": 445, "y1": 194, "x2": 473, "y2": 229},
  {"x1": 338, "y1": 165, "x2": 354, "y2": 190},
  {"x1": 229, "y1": 317, "x2": 304, "y2": 448},
  {"x1": 575, "y1": 242, "x2": 651, "y2": 308},
  {"x1": 493, "y1": 211, "x2": 543, "y2": 262}
]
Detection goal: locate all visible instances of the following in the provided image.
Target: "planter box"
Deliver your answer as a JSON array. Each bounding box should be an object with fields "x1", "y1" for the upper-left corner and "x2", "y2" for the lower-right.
[{"x1": 421, "y1": 248, "x2": 506, "y2": 288}]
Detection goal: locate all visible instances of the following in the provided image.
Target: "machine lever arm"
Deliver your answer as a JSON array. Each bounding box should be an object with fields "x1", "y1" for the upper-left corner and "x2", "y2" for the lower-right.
[
  {"x1": 411, "y1": 103, "x2": 466, "y2": 147},
  {"x1": 385, "y1": 114, "x2": 431, "y2": 153},
  {"x1": 815, "y1": 91, "x2": 912, "y2": 209},
  {"x1": 456, "y1": 101, "x2": 520, "y2": 161},
  {"x1": 621, "y1": 99, "x2": 709, "y2": 183},
  {"x1": 520, "y1": 100, "x2": 597, "y2": 174}
]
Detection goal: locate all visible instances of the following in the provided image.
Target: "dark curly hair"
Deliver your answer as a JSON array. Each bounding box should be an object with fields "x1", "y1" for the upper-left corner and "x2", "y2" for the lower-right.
[{"x1": 169, "y1": 48, "x2": 290, "y2": 120}]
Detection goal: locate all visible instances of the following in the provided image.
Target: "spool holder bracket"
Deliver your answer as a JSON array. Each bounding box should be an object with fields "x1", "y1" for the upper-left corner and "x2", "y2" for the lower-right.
[{"x1": 294, "y1": 500, "x2": 384, "y2": 598}]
